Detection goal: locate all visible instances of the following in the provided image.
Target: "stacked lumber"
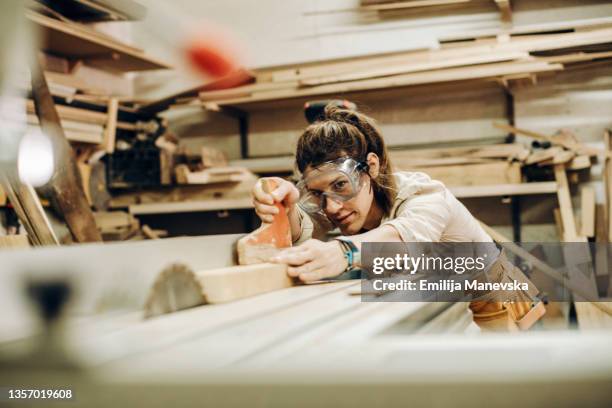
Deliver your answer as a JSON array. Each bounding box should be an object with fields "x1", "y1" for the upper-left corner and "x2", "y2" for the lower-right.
[
  {"x1": 197, "y1": 26, "x2": 612, "y2": 107},
  {"x1": 93, "y1": 210, "x2": 168, "y2": 241},
  {"x1": 170, "y1": 145, "x2": 254, "y2": 186},
  {"x1": 174, "y1": 165, "x2": 252, "y2": 185},
  {"x1": 390, "y1": 142, "x2": 528, "y2": 186},
  {"x1": 108, "y1": 173, "x2": 257, "y2": 215},
  {"x1": 93, "y1": 210, "x2": 140, "y2": 241}
]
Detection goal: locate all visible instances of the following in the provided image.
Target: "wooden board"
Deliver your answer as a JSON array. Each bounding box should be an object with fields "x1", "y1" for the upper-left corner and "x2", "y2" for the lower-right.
[
  {"x1": 101, "y1": 97, "x2": 119, "y2": 154},
  {"x1": 0, "y1": 177, "x2": 59, "y2": 246},
  {"x1": 207, "y1": 61, "x2": 563, "y2": 106},
  {"x1": 395, "y1": 161, "x2": 521, "y2": 186},
  {"x1": 580, "y1": 186, "x2": 596, "y2": 239},
  {"x1": 553, "y1": 164, "x2": 583, "y2": 242},
  {"x1": 144, "y1": 263, "x2": 293, "y2": 318},
  {"x1": 26, "y1": 100, "x2": 135, "y2": 130},
  {"x1": 449, "y1": 182, "x2": 557, "y2": 198},
  {"x1": 0, "y1": 235, "x2": 30, "y2": 250}
]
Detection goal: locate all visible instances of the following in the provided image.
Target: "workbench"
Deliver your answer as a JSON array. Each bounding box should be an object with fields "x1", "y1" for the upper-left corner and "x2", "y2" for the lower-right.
[{"x1": 1, "y1": 235, "x2": 612, "y2": 407}]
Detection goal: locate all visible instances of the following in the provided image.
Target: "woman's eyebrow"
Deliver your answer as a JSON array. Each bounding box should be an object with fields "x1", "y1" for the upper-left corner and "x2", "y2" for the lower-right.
[{"x1": 308, "y1": 175, "x2": 343, "y2": 192}]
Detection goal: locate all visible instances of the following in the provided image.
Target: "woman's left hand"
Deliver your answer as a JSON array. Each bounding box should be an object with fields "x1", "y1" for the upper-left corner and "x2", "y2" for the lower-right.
[{"x1": 270, "y1": 239, "x2": 347, "y2": 283}]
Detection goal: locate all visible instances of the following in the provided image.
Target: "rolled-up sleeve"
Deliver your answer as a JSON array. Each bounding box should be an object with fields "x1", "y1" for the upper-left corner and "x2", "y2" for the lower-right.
[
  {"x1": 382, "y1": 190, "x2": 451, "y2": 242},
  {"x1": 293, "y1": 206, "x2": 314, "y2": 245}
]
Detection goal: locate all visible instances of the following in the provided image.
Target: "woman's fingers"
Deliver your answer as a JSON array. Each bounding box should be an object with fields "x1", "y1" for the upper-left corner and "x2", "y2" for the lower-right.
[
  {"x1": 271, "y1": 246, "x2": 315, "y2": 267},
  {"x1": 271, "y1": 181, "x2": 300, "y2": 207},
  {"x1": 253, "y1": 180, "x2": 275, "y2": 205},
  {"x1": 287, "y1": 261, "x2": 326, "y2": 280},
  {"x1": 298, "y1": 267, "x2": 328, "y2": 283}
]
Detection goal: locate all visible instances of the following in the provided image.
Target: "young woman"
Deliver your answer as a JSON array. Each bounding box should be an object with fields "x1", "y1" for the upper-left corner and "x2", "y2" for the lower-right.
[{"x1": 251, "y1": 105, "x2": 543, "y2": 329}]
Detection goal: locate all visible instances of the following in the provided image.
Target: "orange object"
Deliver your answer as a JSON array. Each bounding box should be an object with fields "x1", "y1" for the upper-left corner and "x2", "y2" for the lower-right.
[
  {"x1": 186, "y1": 40, "x2": 237, "y2": 78},
  {"x1": 237, "y1": 179, "x2": 292, "y2": 265}
]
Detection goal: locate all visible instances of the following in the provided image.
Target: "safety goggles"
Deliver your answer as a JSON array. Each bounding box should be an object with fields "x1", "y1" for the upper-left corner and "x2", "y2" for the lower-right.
[{"x1": 297, "y1": 157, "x2": 369, "y2": 214}]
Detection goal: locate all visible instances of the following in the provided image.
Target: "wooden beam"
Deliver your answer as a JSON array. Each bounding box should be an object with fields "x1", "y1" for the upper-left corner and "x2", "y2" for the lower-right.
[
  {"x1": 0, "y1": 176, "x2": 59, "y2": 246},
  {"x1": 580, "y1": 186, "x2": 596, "y2": 239},
  {"x1": 361, "y1": 0, "x2": 472, "y2": 11},
  {"x1": 553, "y1": 164, "x2": 584, "y2": 242},
  {"x1": 494, "y1": 123, "x2": 602, "y2": 156},
  {"x1": 300, "y1": 51, "x2": 528, "y2": 87},
  {"x1": 101, "y1": 97, "x2": 119, "y2": 154},
  {"x1": 143, "y1": 262, "x2": 294, "y2": 318},
  {"x1": 494, "y1": 0, "x2": 512, "y2": 23},
  {"x1": 0, "y1": 234, "x2": 30, "y2": 249},
  {"x1": 26, "y1": 100, "x2": 136, "y2": 131},
  {"x1": 203, "y1": 61, "x2": 562, "y2": 106},
  {"x1": 129, "y1": 198, "x2": 254, "y2": 215},
  {"x1": 449, "y1": 182, "x2": 557, "y2": 198},
  {"x1": 30, "y1": 58, "x2": 102, "y2": 243}
]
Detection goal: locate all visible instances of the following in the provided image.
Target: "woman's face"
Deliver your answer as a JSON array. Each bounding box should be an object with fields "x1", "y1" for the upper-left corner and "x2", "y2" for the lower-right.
[{"x1": 303, "y1": 157, "x2": 378, "y2": 235}]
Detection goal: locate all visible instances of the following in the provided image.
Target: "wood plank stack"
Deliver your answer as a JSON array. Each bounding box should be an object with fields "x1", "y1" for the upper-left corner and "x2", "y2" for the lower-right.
[{"x1": 197, "y1": 26, "x2": 612, "y2": 107}]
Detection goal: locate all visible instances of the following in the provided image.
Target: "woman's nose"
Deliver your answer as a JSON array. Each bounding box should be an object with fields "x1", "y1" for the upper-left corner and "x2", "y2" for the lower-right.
[{"x1": 324, "y1": 196, "x2": 343, "y2": 214}]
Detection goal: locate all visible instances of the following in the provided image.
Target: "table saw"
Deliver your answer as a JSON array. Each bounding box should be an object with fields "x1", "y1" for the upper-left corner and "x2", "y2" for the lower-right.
[{"x1": 1, "y1": 234, "x2": 612, "y2": 407}]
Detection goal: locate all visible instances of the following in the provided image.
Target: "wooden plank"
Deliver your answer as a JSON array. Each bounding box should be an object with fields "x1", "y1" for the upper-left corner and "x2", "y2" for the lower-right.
[
  {"x1": 449, "y1": 182, "x2": 557, "y2": 198},
  {"x1": 361, "y1": 0, "x2": 472, "y2": 11},
  {"x1": 494, "y1": 0, "x2": 512, "y2": 23},
  {"x1": 494, "y1": 123, "x2": 602, "y2": 156},
  {"x1": 581, "y1": 186, "x2": 596, "y2": 239},
  {"x1": 143, "y1": 263, "x2": 294, "y2": 318},
  {"x1": 30, "y1": 59, "x2": 102, "y2": 243},
  {"x1": 575, "y1": 302, "x2": 612, "y2": 330},
  {"x1": 553, "y1": 164, "x2": 583, "y2": 242},
  {"x1": 0, "y1": 235, "x2": 30, "y2": 250},
  {"x1": 176, "y1": 166, "x2": 252, "y2": 185},
  {"x1": 206, "y1": 61, "x2": 562, "y2": 106},
  {"x1": 0, "y1": 177, "x2": 59, "y2": 246},
  {"x1": 395, "y1": 161, "x2": 521, "y2": 186},
  {"x1": 300, "y1": 51, "x2": 528, "y2": 87},
  {"x1": 263, "y1": 27, "x2": 612, "y2": 84},
  {"x1": 101, "y1": 97, "x2": 119, "y2": 154},
  {"x1": 26, "y1": 100, "x2": 136, "y2": 130},
  {"x1": 26, "y1": 10, "x2": 171, "y2": 72},
  {"x1": 129, "y1": 198, "x2": 254, "y2": 215}
]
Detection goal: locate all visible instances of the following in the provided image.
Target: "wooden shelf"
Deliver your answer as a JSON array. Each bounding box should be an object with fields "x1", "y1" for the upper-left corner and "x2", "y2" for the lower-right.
[
  {"x1": 128, "y1": 197, "x2": 254, "y2": 215},
  {"x1": 124, "y1": 182, "x2": 558, "y2": 215},
  {"x1": 27, "y1": 10, "x2": 171, "y2": 72}
]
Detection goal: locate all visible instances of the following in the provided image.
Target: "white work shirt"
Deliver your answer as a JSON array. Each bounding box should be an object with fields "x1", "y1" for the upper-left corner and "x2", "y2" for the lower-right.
[{"x1": 295, "y1": 171, "x2": 493, "y2": 243}]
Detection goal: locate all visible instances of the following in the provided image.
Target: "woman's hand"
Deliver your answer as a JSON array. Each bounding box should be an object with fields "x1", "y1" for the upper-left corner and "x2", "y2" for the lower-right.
[
  {"x1": 271, "y1": 239, "x2": 348, "y2": 283},
  {"x1": 252, "y1": 177, "x2": 300, "y2": 223}
]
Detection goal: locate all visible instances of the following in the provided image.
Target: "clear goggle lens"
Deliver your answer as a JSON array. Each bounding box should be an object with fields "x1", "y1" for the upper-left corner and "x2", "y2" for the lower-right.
[{"x1": 297, "y1": 158, "x2": 367, "y2": 214}]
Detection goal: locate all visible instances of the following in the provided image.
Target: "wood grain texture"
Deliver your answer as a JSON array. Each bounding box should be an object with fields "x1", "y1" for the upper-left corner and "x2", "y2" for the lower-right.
[
  {"x1": 143, "y1": 262, "x2": 293, "y2": 318},
  {"x1": 31, "y1": 59, "x2": 102, "y2": 243}
]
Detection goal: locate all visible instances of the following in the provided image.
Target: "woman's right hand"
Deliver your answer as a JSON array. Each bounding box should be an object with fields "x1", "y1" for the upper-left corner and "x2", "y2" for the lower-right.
[{"x1": 252, "y1": 177, "x2": 300, "y2": 223}]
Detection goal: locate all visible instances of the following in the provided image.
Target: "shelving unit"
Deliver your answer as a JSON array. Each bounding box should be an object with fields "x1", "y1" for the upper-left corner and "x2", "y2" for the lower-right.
[{"x1": 27, "y1": 10, "x2": 171, "y2": 72}]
